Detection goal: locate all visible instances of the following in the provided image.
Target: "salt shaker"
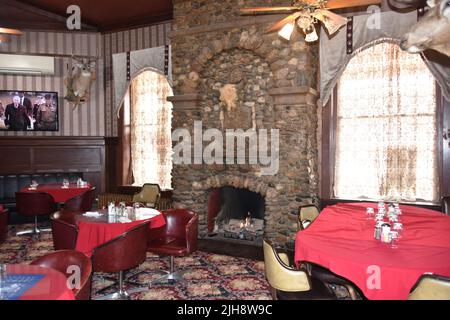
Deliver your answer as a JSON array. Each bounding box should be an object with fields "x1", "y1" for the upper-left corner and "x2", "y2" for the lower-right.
[{"x1": 381, "y1": 223, "x2": 391, "y2": 243}]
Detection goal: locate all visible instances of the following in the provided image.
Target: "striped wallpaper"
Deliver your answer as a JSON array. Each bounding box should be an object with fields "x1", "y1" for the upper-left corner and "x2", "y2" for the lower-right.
[
  {"x1": 103, "y1": 22, "x2": 171, "y2": 137},
  {"x1": 0, "y1": 21, "x2": 171, "y2": 137},
  {"x1": 0, "y1": 30, "x2": 105, "y2": 137}
]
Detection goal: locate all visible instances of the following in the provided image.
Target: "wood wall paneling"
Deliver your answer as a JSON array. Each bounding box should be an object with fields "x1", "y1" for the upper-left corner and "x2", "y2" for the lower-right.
[{"x1": 0, "y1": 137, "x2": 110, "y2": 194}]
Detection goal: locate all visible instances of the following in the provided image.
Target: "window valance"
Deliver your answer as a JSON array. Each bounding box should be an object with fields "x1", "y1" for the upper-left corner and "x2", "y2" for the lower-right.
[
  {"x1": 112, "y1": 45, "x2": 172, "y2": 116},
  {"x1": 319, "y1": 10, "x2": 450, "y2": 106}
]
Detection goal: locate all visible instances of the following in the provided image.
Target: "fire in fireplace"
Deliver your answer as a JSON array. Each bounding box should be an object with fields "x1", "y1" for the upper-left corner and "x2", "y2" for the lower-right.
[{"x1": 207, "y1": 186, "x2": 265, "y2": 241}]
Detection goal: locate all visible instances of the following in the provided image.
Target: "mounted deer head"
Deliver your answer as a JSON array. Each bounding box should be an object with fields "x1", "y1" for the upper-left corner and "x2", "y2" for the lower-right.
[
  {"x1": 396, "y1": 0, "x2": 450, "y2": 57},
  {"x1": 65, "y1": 56, "x2": 97, "y2": 110}
]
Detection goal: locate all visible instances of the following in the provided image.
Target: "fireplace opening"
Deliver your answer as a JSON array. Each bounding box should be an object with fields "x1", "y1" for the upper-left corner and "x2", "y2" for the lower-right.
[{"x1": 207, "y1": 186, "x2": 265, "y2": 241}]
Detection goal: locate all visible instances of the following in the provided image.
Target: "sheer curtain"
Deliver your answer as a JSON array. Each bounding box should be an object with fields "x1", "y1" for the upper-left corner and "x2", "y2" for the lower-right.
[
  {"x1": 334, "y1": 42, "x2": 438, "y2": 202},
  {"x1": 130, "y1": 70, "x2": 173, "y2": 189}
]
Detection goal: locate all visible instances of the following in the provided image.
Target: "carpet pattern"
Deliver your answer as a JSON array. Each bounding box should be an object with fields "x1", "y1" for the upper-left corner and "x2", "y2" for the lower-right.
[{"x1": 0, "y1": 223, "x2": 350, "y2": 300}]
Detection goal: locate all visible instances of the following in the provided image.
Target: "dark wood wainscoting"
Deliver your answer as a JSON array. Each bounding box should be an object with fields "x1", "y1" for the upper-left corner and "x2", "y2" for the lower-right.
[{"x1": 0, "y1": 137, "x2": 119, "y2": 194}]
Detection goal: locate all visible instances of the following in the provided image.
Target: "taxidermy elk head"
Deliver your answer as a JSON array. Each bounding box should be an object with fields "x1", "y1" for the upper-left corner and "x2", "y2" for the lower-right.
[
  {"x1": 393, "y1": 0, "x2": 450, "y2": 57},
  {"x1": 65, "y1": 56, "x2": 96, "y2": 110}
]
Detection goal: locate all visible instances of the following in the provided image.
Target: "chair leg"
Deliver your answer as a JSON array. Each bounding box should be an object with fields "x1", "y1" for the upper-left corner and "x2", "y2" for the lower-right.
[
  {"x1": 95, "y1": 271, "x2": 148, "y2": 300},
  {"x1": 345, "y1": 284, "x2": 359, "y2": 300},
  {"x1": 151, "y1": 255, "x2": 185, "y2": 285},
  {"x1": 270, "y1": 287, "x2": 278, "y2": 300},
  {"x1": 16, "y1": 216, "x2": 51, "y2": 237},
  {"x1": 95, "y1": 271, "x2": 130, "y2": 300},
  {"x1": 16, "y1": 216, "x2": 40, "y2": 237}
]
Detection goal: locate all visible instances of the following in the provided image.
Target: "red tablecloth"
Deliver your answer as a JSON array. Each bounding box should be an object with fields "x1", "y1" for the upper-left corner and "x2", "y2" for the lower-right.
[
  {"x1": 294, "y1": 202, "x2": 450, "y2": 300},
  {"x1": 6, "y1": 264, "x2": 75, "y2": 300},
  {"x1": 75, "y1": 213, "x2": 166, "y2": 257},
  {"x1": 20, "y1": 183, "x2": 92, "y2": 203}
]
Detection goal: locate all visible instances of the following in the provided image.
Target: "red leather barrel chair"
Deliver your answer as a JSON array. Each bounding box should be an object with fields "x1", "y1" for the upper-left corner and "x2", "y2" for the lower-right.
[
  {"x1": 30, "y1": 250, "x2": 93, "y2": 300},
  {"x1": 91, "y1": 221, "x2": 150, "y2": 300},
  {"x1": 50, "y1": 211, "x2": 78, "y2": 250},
  {"x1": 147, "y1": 209, "x2": 198, "y2": 283},
  {"x1": 64, "y1": 188, "x2": 96, "y2": 212},
  {"x1": 0, "y1": 205, "x2": 8, "y2": 244},
  {"x1": 15, "y1": 192, "x2": 56, "y2": 237}
]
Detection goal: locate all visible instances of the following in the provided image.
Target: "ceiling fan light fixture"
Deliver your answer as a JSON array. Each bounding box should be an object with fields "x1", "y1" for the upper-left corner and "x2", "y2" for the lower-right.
[
  {"x1": 278, "y1": 21, "x2": 295, "y2": 40},
  {"x1": 304, "y1": 27, "x2": 318, "y2": 42},
  {"x1": 317, "y1": 9, "x2": 348, "y2": 35}
]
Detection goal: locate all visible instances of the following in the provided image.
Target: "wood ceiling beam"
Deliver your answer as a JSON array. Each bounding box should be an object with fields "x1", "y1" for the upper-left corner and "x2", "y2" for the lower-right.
[{"x1": 0, "y1": 0, "x2": 98, "y2": 31}]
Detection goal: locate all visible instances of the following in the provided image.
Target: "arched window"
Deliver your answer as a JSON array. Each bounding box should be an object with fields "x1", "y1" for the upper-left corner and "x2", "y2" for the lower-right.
[
  {"x1": 126, "y1": 70, "x2": 173, "y2": 189},
  {"x1": 334, "y1": 42, "x2": 438, "y2": 202}
]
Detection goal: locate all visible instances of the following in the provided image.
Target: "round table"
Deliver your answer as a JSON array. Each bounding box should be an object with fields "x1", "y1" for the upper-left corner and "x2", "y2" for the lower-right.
[
  {"x1": 20, "y1": 183, "x2": 92, "y2": 203},
  {"x1": 74, "y1": 209, "x2": 166, "y2": 256},
  {"x1": 3, "y1": 264, "x2": 75, "y2": 300},
  {"x1": 294, "y1": 202, "x2": 450, "y2": 300}
]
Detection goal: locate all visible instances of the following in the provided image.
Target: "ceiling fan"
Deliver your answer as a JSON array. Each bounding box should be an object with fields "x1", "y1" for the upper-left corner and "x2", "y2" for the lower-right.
[
  {"x1": 0, "y1": 27, "x2": 23, "y2": 44},
  {"x1": 240, "y1": 0, "x2": 382, "y2": 42}
]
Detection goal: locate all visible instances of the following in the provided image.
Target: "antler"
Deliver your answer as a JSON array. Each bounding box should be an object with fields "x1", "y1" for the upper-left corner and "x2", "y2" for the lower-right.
[{"x1": 71, "y1": 55, "x2": 85, "y2": 63}]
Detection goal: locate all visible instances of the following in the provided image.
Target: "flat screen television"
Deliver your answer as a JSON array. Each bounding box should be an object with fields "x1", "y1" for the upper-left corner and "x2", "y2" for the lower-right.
[{"x1": 0, "y1": 90, "x2": 59, "y2": 131}]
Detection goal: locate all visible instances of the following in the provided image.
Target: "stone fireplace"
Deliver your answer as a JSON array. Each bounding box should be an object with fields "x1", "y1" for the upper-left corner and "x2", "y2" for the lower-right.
[
  {"x1": 169, "y1": 0, "x2": 319, "y2": 246},
  {"x1": 207, "y1": 186, "x2": 265, "y2": 241}
]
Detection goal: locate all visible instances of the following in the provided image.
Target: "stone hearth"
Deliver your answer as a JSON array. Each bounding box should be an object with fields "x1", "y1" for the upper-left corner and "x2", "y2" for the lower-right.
[{"x1": 169, "y1": 0, "x2": 319, "y2": 245}]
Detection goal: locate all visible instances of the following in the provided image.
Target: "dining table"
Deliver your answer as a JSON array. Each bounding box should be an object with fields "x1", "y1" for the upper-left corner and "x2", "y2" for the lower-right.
[
  {"x1": 0, "y1": 264, "x2": 74, "y2": 300},
  {"x1": 74, "y1": 208, "x2": 166, "y2": 257},
  {"x1": 294, "y1": 202, "x2": 450, "y2": 300},
  {"x1": 20, "y1": 182, "x2": 92, "y2": 203}
]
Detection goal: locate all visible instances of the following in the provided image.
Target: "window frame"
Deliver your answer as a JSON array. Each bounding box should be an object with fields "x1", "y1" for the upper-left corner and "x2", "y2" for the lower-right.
[
  {"x1": 117, "y1": 70, "x2": 173, "y2": 189},
  {"x1": 320, "y1": 82, "x2": 447, "y2": 207}
]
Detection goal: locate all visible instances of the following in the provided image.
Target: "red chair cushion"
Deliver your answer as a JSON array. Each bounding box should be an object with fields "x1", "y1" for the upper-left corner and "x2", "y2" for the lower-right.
[{"x1": 148, "y1": 236, "x2": 188, "y2": 256}]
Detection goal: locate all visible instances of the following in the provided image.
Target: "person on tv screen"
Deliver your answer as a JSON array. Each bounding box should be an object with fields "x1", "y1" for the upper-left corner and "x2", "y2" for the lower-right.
[
  {"x1": 0, "y1": 101, "x2": 5, "y2": 130},
  {"x1": 36, "y1": 93, "x2": 57, "y2": 130},
  {"x1": 17, "y1": 92, "x2": 33, "y2": 117},
  {"x1": 4, "y1": 95, "x2": 30, "y2": 131},
  {"x1": 32, "y1": 95, "x2": 44, "y2": 120}
]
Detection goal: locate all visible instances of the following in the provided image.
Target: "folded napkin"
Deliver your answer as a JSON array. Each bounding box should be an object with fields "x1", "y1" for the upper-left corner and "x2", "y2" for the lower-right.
[
  {"x1": 84, "y1": 211, "x2": 102, "y2": 217},
  {"x1": 118, "y1": 217, "x2": 132, "y2": 223},
  {"x1": 28, "y1": 187, "x2": 37, "y2": 190},
  {"x1": 136, "y1": 208, "x2": 160, "y2": 217}
]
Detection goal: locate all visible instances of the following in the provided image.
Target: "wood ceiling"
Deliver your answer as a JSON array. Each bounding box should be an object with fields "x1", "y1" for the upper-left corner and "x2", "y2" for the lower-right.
[{"x1": 0, "y1": 0, "x2": 173, "y2": 32}]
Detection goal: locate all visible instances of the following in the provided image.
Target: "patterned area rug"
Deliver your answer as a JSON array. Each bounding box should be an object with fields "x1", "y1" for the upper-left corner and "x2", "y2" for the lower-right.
[
  {"x1": 0, "y1": 223, "x2": 350, "y2": 300},
  {"x1": 0, "y1": 223, "x2": 272, "y2": 300}
]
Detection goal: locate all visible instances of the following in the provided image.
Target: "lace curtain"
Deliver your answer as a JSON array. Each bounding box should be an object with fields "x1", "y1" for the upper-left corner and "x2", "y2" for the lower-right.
[
  {"x1": 334, "y1": 42, "x2": 438, "y2": 202},
  {"x1": 130, "y1": 70, "x2": 173, "y2": 189}
]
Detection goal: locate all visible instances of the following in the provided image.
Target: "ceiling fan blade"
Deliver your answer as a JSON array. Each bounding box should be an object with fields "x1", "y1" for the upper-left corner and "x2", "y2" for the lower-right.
[
  {"x1": 313, "y1": 9, "x2": 348, "y2": 35},
  {"x1": 0, "y1": 27, "x2": 23, "y2": 35},
  {"x1": 240, "y1": 7, "x2": 299, "y2": 14},
  {"x1": 266, "y1": 12, "x2": 303, "y2": 33},
  {"x1": 326, "y1": 0, "x2": 382, "y2": 9}
]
